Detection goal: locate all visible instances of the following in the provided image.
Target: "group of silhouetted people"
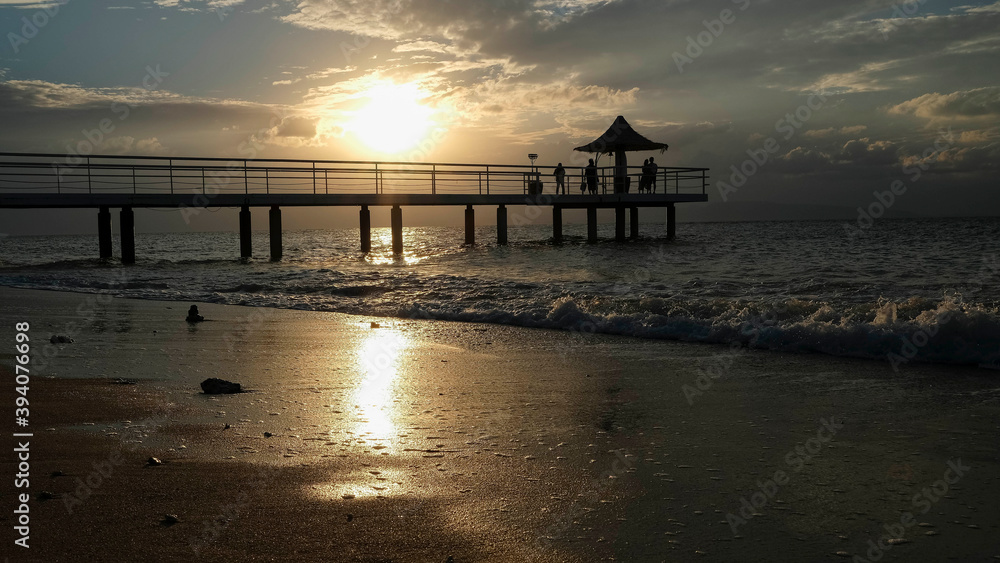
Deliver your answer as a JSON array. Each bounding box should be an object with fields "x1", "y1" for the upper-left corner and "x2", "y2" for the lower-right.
[{"x1": 550, "y1": 158, "x2": 658, "y2": 194}]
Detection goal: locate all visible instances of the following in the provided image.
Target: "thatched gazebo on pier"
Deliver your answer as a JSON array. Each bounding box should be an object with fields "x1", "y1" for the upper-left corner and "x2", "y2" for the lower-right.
[{"x1": 574, "y1": 116, "x2": 669, "y2": 193}]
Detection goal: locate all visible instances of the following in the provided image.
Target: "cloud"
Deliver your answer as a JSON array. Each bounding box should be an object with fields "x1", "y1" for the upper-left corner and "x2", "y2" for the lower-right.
[
  {"x1": 97, "y1": 136, "x2": 166, "y2": 155},
  {"x1": 804, "y1": 125, "x2": 868, "y2": 139},
  {"x1": 837, "y1": 138, "x2": 899, "y2": 166},
  {"x1": 0, "y1": 80, "x2": 184, "y2": 109},
  {"x1": 888, "y1": 87, "x2": 1000, "y2": 120},
  {"x1": 393, "y1": 41, "x2": 450, "y2": 54},
  {"x1": 273, "y1": 116, "x2": 318, "y2": 138},
  {"x1": 280, "y1": 0, "x2": 611, "y2": 43}
]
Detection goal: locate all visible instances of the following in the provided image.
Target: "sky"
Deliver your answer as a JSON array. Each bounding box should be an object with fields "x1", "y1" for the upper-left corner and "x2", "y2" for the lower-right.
[{"x1": 1, "y1": 0, "x2": 998, "y2": 233}]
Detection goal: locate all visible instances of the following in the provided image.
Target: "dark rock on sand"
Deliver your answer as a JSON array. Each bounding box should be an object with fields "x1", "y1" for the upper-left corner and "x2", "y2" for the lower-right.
[
  {"x1": 200, "y1": 378, "x2": 241, "y2": 394},
  {"x1": 147, "y1": 457, "x2": 163, "y2": 467},
  {"x1": 186, "y1": 304, "x2": 205, "y2": 323},
  {"x1": 50, "y1": 335, "x2": 74, "y2": 344}
]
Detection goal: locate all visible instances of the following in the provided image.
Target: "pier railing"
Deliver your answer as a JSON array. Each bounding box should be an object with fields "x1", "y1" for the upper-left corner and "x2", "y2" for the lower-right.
[{"x1": 0, "y1": 152, "x2": 708, "y2": 198}]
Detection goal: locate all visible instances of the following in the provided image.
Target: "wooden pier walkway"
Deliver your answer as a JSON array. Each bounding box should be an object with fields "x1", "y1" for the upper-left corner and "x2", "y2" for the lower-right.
[{"x1": 0, "y1": 152, "x2": 709, "y2": 262}]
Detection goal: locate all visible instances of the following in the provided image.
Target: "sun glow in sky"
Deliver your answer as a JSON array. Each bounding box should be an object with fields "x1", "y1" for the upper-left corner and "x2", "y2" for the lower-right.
[
  {"x1": 347, "y1": 82, "x2": 435, "y2": 155},
  {"x1": 1, "y1": 0, "x2": 998, "y2": 231}
]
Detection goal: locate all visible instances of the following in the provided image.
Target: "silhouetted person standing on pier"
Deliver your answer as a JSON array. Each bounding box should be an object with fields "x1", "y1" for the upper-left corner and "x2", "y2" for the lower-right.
[
  {"x1": 585, "y1": 159, "x2": 599, "y2": 194},
  {"x1": 648, "y1": 157, "x2": 658, "y2": 194},
  {"x1": 553, "y1": 163, "x2": 566, "y2": 194},
  {"x1": 640, "y1": 159, "x2": 651, "y2": 193}
]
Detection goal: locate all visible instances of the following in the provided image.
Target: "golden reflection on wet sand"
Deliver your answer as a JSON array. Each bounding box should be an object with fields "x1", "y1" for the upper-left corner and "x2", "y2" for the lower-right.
[{"x1": 353, "y1": 327, "x2": 410, "y2": 446}]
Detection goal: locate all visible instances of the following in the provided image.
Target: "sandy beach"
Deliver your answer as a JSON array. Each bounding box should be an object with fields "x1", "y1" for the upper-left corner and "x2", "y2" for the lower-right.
[{"x1": 2, "y1": 287, "x2": 999, "y2": 562}]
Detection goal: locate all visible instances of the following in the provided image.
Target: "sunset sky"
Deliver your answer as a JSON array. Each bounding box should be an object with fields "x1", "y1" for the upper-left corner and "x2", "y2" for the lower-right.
[{"x1": 1, "y1": 0, "x2": 998, "y2": 232}]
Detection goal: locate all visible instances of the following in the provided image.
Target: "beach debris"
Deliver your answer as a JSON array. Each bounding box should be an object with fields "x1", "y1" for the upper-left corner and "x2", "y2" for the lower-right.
[
  {"x1": 264, "y1": 432, "x2": 273, "y2": 437},
  {"x1": 186, "y1": 304, "x2": 205, "y2": 323},
  {"x1": 49, "y1": 335, "x2": 74, "y2": 344},
  {"x1": 161, "y1": 514, "x2": 180, "y2": 527},
  {"x1": 146, "y1": 457, "x2": 163, "y2": 467},
  {"x1": 885, "y1": 538, "x2": 910, "y2": 545},
  {"x1": 37, "y1": 491, "x2": 58, "y2": 501},
  {"x1": 224, "y1": 423, "x2": 231, "y2": 430},
  {"x1": 346, "y1": 513, "x2": 353, "y2": 522},
  {"x1": 370, "y1": 321, "x2": 380, "y2": 328},
  {"x1": 200, "y1": 378, "x2": 242, "y2": 394},
  {"x1": 50, "y1": 470, "x2": 66, "y2": 478}
]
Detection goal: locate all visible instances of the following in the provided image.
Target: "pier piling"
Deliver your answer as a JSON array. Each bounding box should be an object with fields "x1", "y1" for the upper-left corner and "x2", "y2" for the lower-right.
[
  {"x1": 553, "y1": 206, "x2": 563, "y2": 243},
  {"x1": 497, "y1": 205, "x2": 508, "y2": 246},
  {"x1": 465, "y1": 205, "x2": 475, "y2": 245},
  {"x1": 391, "y1": 205, "x2": 403, "y2": 255},
  {"x1": 630, "y1": 207, "x2": 639, "y2": 240},
  {"x1": 360, "y1": 205, "x2": 371, "y2": 253},
  {"x1": 269, "y1": 205, "x2": 282, "y2": 261},
  {"x1": 587, "y1": 207, "x2": 598, "y2": 243},
  {"x1": 98, "y1": 206, "x2": 112, "y2": 259},
  {"x1": 239, "y1": 205, "x2": 252, "y2": 258},
  {"x1": 615, "y1": 207, "x2": 626, "y2": 242},
  {"x1": 667, "y1": 203, "x2": 676, "y2": 240},
  {"x1": 120, "y1": 206, "x2": 135, "y2": 264}
]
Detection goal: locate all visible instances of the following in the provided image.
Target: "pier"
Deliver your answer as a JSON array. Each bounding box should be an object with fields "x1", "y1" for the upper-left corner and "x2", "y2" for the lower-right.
[{"x1": 0, "y1": 152, "x2": 709, "y2": 262}]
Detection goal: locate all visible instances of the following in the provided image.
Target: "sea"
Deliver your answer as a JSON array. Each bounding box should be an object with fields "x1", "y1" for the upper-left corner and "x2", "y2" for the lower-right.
[{"x1": 1, "y1": 217, "x2": 998, "y2": 369}]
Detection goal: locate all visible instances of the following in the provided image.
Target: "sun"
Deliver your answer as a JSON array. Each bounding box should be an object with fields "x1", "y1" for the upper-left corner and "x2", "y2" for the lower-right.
[{"x1": 348, "y1": 82, "x2": 435, "y2": 155}]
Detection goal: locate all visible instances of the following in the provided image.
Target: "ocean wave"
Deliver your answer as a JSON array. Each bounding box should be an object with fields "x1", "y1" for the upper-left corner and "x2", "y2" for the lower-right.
[{"x1": 371, "y1": 295, "x2": 1000, "y2": 369}]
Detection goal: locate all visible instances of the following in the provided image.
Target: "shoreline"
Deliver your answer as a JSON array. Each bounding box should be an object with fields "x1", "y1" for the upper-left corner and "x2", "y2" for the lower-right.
[
  {"x1": 1, "y1": 287, "x2": 999, "y2": 561},
  {"x1": 2, "y1": 282, "x2": 994, "y2": 375}
]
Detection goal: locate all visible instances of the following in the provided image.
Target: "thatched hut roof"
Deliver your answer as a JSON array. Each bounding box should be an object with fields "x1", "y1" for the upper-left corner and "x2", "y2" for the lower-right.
[{"x1": 573, "y1": 116, "x2": 668, "y2": 154}]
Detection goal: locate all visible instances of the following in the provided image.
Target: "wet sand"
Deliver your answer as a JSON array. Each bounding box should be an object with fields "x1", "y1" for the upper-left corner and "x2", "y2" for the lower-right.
[{"x1": 1, "y1": 287, "x2": 999, "y2": 562}]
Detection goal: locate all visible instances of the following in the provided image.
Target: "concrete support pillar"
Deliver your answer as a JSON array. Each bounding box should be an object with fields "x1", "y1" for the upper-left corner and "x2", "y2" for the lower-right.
[
  {"x1": 120, "y1": 206, "x2": 135, "y2": 265},
  {"x1": 587, "y1": 207, "x2": 598, "y2": 243},
  {"x1": 239, "y1": 205, "x2": 252, "y2": 258},
  {"x1": 497, "y1": 205, "x2": 508, "y2": 246},
  {"x1": 630, "y1": 206, "x2": 639, "y2": 240},
  {"x1": 615, "y1": 206, "x2": 626, "y2": 242},
  {"x1": 464, "y1": 205, "x2": 475, "y2": 245},
  {"x1": 553, "y1": 206, "x2": 563, "y2": 243},
  {"x1": 269, "y1": 205, "x2": 282, "y2": 261},
  {"x1": 667, "y1": 203, "x2": 676, "y2": 240},
  {"x1": 98, "y1": 206, "x2": 112, "y2": 259},
  {"x1": 360, "y1": 205, "x2": 372, "y2": 253},
  {"x1": 391, "y1": 205, "x2": 403, "y2": 255}
]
